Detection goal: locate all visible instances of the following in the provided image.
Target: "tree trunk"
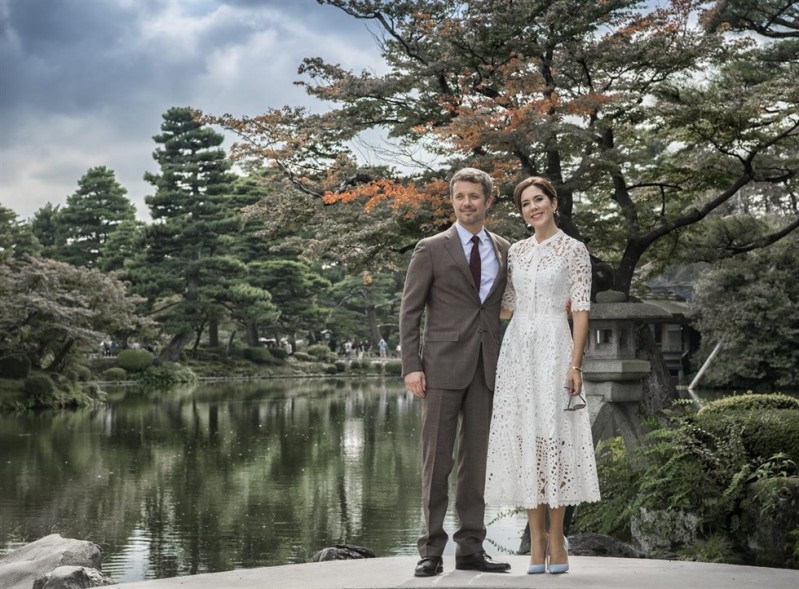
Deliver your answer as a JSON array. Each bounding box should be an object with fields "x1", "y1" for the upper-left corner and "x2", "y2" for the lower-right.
[
  {"x1": 246, "y1": 319, "x2": 259, "y2": 346},
  {"x1": 158, "y1": 331, "x2": 194, "y2": 364},
  {"x1": 366, "y1": 306, "x2": 381, "y2": 346},
  {"x1": 48, "y1": 338, "x2": 75, "y2": 373},
  {"x1": 225, "y1": 330, "x2": 237, "y2": 357},
  {"x1": 208, "y1": 318, "x2": 219, "y2": 348}
]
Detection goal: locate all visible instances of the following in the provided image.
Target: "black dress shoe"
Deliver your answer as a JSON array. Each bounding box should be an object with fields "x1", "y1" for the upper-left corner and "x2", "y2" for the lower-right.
[
  {"x1": 414, "y1": 556, "x2": 443, "y2": 577},
  {"x1": 455, "y1": 551, "x2": 510, "y2": 572}
]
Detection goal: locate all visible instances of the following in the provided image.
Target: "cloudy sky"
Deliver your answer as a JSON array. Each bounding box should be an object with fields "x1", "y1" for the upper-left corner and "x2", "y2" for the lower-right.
[{"x1": 0, "y1": 0, "x2": 384, "y2": 221}]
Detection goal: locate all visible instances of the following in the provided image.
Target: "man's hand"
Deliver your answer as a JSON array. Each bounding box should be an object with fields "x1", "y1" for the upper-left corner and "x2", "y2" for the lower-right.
[{"x1": 404, "y1": 371, "x2": 427, "y2": 398}]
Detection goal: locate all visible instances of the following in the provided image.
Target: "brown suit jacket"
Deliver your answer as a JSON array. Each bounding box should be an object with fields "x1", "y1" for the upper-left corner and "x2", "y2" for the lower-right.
[{"x1": 399, "y1": 225, "x2": 510, "y2": 391}]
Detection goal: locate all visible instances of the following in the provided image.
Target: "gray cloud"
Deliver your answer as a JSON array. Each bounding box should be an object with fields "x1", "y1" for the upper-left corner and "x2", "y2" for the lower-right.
[{"x1": 0, "y1": 0, "x2": 381, "y2": 220}]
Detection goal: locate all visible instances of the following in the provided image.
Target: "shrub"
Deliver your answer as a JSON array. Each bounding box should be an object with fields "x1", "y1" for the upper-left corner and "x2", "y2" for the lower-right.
[
  {"x1": 349, "y1": 359, "x2": 361, "y2": 370},
  {"x1": 335, "y1": 360, "x2": 347, "y2": 373},
  {"x1": 324, "y1": 364, "x2": 338, "y2": 375},
  {"x1": 74, "y1": 365, "x2": 93, "y2": 381},
  {"x1": 383, "y1": 361, "x2": 403, "y2": 376},
  {"x1": 697, "y1": 393, "x2": 799, "y2": 417},
  {"x1": 117, "y1": 349, "x2": 154, "y2": 372},
  {"x1": 269, "y1": 347, "x2": 289, "y2": 360},
  {"x1": 137, "y1": 363, "x2": 197, "y2": 387},
  {"x1": 102, "y1": 367, "x2": 128, "y2": 381},
  {"x1": 292, "y1": 351, "x2": 313, "y2": 362},
  {"x1": 698, "y1": 409, "x2": 799, "y2": 465},
  {"x1": 244, "y1": 347, "x2": 272, "y2": 364},
  {"x1": 24, "y1": 374, "x2": 55, "y2": 399},
  {"x1": 0, "y1": 354, "x2": 31, "y2": 379},
  {"x1": 307, "y1": 344, "x2": 332, "y2": 361}
]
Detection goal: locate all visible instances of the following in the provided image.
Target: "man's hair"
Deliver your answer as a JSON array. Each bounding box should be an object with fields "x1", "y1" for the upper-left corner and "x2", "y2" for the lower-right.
[{"x1": 449, "y1": 168, "x2": 493, "y2": 201}]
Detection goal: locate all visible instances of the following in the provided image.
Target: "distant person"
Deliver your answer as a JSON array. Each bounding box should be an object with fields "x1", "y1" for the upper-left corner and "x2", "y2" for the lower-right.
[
  {"x1": 484, "y1": 177, "x2": 600, "y2": 575},
  {"x1": 399, "y1": 167, "x2": 511, "y2": 577},
  {"x1": 378, "y1": 338, "x2": 388, "y2": 358}
]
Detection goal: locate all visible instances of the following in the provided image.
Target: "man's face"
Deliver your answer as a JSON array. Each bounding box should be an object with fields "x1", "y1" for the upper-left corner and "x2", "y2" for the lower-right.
[{"x1": 451, "y1": 180, "x2": 493, "y2": 230}]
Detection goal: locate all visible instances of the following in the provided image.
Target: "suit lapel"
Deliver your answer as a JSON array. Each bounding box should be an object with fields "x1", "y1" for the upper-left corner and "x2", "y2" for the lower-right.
[{"x1": 442, "y1": 225, "x2": 478, "y2": 291}]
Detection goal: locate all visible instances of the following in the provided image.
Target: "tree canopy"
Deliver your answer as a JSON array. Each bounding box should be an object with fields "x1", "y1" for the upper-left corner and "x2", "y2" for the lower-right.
[
  {"x1": 692, "y1": 230, "x2": 799, "y2": 389},
  {"x1": 207, "y1": 0, "x2": 798, "y2": 296}
]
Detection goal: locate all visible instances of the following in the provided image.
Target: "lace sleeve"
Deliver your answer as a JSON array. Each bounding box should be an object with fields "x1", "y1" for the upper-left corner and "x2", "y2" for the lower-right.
[
  {"x1": 568, "y1": 240, "x2": 591, "y2": 312},
  {"x1": 501, "y1": 246, "x2": 515, "y2": 312}
]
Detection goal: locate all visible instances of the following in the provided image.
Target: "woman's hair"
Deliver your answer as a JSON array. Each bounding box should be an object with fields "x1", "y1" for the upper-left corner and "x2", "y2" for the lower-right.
[
  {"x1": 512, "y1": 176, "x2": 559, "y2": 224},
  {"x1": 449, "y1": 167, "x2": 493, "y2": 201}
]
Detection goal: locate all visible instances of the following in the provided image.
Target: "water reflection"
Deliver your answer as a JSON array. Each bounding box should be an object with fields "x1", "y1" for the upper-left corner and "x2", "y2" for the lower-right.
[{"x1": 0, "y1": 379, "x2": 526, "y2": 582}]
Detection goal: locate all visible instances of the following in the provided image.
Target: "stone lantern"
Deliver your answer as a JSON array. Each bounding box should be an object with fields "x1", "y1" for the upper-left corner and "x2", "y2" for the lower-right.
[{"x1": 583, "y1": 290, "x2": 671, "y2": 445}]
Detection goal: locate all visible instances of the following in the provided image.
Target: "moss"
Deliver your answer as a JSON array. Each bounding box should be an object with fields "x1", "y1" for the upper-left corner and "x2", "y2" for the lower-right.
[
  {"x1": 697, "y1": 393, "x2": 799, "y2": 417},
  {"x1": 117, "y1": 349, "x2": 154, "y2": 372},
  {"x1": 697, "y1": 409, "x2": 799, "y2": 464}
]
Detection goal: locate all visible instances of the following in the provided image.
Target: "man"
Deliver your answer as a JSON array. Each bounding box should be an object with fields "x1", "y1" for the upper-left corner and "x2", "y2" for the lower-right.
[{"x1": 399, "y1": 167, "x2": 511, "y2": 577}]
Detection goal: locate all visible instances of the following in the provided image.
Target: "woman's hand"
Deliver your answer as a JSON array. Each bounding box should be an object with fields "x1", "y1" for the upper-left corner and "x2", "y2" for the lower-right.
[{"x1": 565, "y1": 367, "x2": 583, "y2": 395}]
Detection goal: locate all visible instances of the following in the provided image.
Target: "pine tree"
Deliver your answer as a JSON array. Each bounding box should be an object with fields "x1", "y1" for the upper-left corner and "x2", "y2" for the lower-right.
[
  {"x1": 138, "y1": 107, "x2": 241, "y2": 360},
  {"x1": 57, "y1": 166, "x2": 136, "y2": 267}
]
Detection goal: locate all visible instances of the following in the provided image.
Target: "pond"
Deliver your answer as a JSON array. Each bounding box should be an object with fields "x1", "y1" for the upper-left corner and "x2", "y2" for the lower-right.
[{"x1": 0, "y1": 378, "x2": 528, "y2": 582}]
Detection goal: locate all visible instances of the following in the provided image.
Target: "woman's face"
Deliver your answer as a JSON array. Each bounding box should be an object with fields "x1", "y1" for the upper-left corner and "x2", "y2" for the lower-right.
[{"x1": 519, "y1": 184, "x2": 557, "y2": 232}]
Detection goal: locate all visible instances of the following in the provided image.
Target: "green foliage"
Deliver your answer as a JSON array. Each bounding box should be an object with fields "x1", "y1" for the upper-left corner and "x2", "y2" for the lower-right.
[
  {"x1": 742, "y1": 475, "x2": 799, "y2": 567},
  {"x1": 306, "y1": 344, "x2": 333, "y2": 361},
  {"x1": 243, "y1": 347, "x2": 273, "y2": 364},
  {"x1": 575, "y1": 397, "x2": 799, "y2": 564},
  {"x1": 292, "y1": 351, "x2": 313, "y2": 362},
  {"x1": 0, "y1": 255, "x2": 154, "y2": 373},
  {"x1": 71, "y1": 365, "x2": 93, "y2": 382},
  {"x1": 678, "y1": 533, "x2": 742, "y2": 565},
  {"x1": 335, "y1": 360, "x2": 347, "y2": 373},
  {"x1": 117, "y1": 349, "x2": 154, "y2": 372},
  {"x1": 692, "y1": 233, "x2": 799, "y2": 389},
  {"x1": 102, "y1": 367, "x2": 128, "y2": 381},
  {"x1": 211, "y1": 0, "x2": 798, "y2": 298},
  {"x1": 136, "y1": 363, "x2": 197, "y2": 387},
  {"x1": 572, "y1": 437, "x2": 639, "y2": 539},
  {"x1": 269, "y1": 347, "x2": 288, "y2": 360},
  {"x1": 324, "y1": 364, "x2": 338, "y2": 375},
  {"x1": 23, "y1": 374, "x2": 54, "y2": 399},
  {"x1": 54, "y1": 166, "x2": 136, "y2": 268},
  {"x1": 0, "y1": 205, "x2": 41, "y2": 262},
  {"x1": 0, "y1": 354, "x2": 31, "y2": 379},
  {"x1": 383, "y1": 361, "x2": 403, "y2": 376},
  {"x1": 697, "y1": 393, "x2": 799, "y2": 416}
]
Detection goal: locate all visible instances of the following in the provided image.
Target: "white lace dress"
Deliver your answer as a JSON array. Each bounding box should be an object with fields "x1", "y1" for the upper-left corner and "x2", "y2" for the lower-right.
[{"x1": 485, "y1": 230, "x2": 600, "y2": 509}]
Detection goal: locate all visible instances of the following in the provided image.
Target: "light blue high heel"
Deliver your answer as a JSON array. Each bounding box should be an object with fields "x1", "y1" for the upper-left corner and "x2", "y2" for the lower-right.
[
  {"x1": 527, "y1": 533, "x2": 547, "y2": 574},
  {"x1": 547, "y1": 536, "x2": 569, "y2": 574}
]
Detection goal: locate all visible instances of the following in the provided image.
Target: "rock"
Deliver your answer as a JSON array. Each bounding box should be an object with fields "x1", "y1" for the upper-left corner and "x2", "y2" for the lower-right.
[
  {"x1": 595, "y1": 290, "x2": 627, "y2": 303},
  {"x1": 567, "y1": 533, "x2": 644, "y2": 558},
  {"x1": 631, "y1": 507, "x2": 700, "y2": 554},
  {"x1": 519, "y1": 529, "x2": 643, "y2": 559},
  {"x1": 0, "y1": 534, "x2": 104, "y2": 589},
  {"x1": 33, "y1": 566, "x2": 114, "y2": 589},
  {"x1": 310, "y1": 544, "x2": 376, "y2": 561},
  {"x1": 744, "y1": 476, "x2": 799, "y2": 567}
]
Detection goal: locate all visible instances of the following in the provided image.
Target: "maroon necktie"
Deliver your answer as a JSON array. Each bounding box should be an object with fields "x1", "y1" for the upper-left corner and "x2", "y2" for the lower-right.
[{"x1": 469, "y1": 234, "x2": 481, "y2": 289}]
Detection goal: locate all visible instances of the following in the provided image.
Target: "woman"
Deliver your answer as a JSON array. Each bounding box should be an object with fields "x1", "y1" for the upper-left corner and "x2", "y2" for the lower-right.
[{"x1": 484, "y1": 177, "x2": 600, "y2": 574}]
